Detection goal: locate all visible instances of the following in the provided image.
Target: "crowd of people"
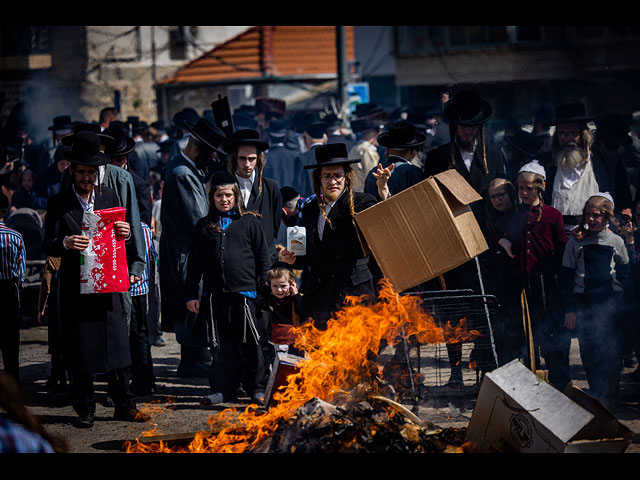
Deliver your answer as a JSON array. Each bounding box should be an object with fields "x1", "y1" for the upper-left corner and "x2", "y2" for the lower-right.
[{"x1": 1, "y1": 88, "x2": 640, "y2": 449}]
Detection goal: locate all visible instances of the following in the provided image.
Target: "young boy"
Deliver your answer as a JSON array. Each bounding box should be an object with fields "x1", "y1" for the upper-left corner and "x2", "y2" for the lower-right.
[
  {"x1": 257, "y1": 262, "x2": 304, "y2": 357},
  {"x1": 499, "y1": 160, "x2": 570, "y2": 391}
]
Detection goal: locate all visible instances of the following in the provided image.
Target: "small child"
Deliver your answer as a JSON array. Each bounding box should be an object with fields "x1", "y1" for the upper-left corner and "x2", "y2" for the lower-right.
[
  {"x1": 499, "y1": 160, "x2": 570, "y2": 390},
  {"x1": 258, "y1": 262, "x2": 304, "y2": 357},
  {"x1": 561, "y1": 193, "x2": 630, "y2": 407}
]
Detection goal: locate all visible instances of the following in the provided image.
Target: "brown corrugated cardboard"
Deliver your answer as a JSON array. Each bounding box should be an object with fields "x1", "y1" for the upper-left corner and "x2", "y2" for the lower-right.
[
  {"x1": 355, "y1": 169, "x2": 488, "y2": 292},
  {"x1": 264, "y1": 352, "x2": 304, "y2": 409},
  {"x1": 465, "y1": 360, "x2": 635, "y2": 453}
]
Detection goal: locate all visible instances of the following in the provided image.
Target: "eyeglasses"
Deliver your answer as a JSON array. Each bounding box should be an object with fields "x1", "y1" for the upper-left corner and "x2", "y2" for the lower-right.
[
  {"x1": 557, "y1": 131, "x2": 580, "y2": 138},
  {"x1": 320, "y1": 173, "x2": 345, "y2": 182},
  {"x1": 74, "y1": 170, "x2": 98, "y2": 178},
  {"x1": 489, "y1": 192, "x2": 508, "y2": 201}
]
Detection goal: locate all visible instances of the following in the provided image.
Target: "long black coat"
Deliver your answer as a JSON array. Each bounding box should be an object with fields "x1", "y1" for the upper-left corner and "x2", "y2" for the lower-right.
[
  {"x1": 242, "y1": 175, "x2": 283, "y2": 263},
  {"x1": 293, "y1": 191, "x2": 377, "y2": 328},
  {"x1": 42, "y1": 186, "x2": 131, "y2": 373},
  {"x1": 264, "y1": 145, "x2": 312, "y2": 198}
]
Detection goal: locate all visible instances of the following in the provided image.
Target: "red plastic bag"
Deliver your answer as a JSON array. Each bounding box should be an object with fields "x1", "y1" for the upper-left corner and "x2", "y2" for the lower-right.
[{"x1": 79, "y1": 207, "x2": 129, "y2": 294}]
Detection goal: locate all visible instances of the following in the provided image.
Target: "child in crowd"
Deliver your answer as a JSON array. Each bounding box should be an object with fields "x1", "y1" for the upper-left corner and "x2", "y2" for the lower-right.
[
  {"x1": 480, "y1": 177, "x2": 522, "y2": 366},
  {"x1": 257, "y1": 262, "x2": 304, "y2": 358},
  {"x1": 128, "y1": 221, "x2": 158, "y2": 396},
  {"x1": 561, "y1": 193, "x2": 630, "y2": 407},
  {"x1": 498, "y1": 160, "x2": 570, "y2": 390},
  {"x1": 10, "y1": 169, "x2": 47, "y2": 211}
]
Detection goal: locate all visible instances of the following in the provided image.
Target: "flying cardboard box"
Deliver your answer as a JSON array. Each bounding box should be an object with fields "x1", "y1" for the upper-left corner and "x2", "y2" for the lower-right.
[
  {"x1": 355, "y1": 169, "x2": 488, "y2": 292},
  {"x1": 465, "y1": 360, "x2": 635, "y2": 453}
]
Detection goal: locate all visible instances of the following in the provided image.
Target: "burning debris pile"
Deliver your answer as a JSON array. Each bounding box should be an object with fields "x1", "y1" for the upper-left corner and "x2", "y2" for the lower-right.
[
  {"x1": 125, "y1": 280, "x2": 480, "y2": 454},
  {"x1": 251, "y1": 387, "x2": 468, "y2": 453}
]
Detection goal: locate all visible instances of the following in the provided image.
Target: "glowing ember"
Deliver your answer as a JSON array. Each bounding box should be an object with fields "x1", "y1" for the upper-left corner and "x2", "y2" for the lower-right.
[{"x1": 124, "y1": 279, "x2": 480, "y2": 453}]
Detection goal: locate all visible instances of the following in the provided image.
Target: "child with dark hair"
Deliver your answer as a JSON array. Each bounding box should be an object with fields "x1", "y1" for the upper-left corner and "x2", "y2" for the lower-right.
[
  {"x1": 256, "y1": 262, "x2": 304, "y2": 358},
  {"x1": 499, "y1": 160, "x2": 570, "y2": 390},
  {"x1": 561, "y1": 193, "x2": 630, "y2": 407}
]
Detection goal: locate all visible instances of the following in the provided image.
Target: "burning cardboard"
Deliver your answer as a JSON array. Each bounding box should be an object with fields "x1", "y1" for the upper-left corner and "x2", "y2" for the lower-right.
[
  {"x1": 465, "y1": 359, "x2": 635, "y2": 453},
  {"x1": 355, "y1": 169, "x2": 488, "y2": 292}
]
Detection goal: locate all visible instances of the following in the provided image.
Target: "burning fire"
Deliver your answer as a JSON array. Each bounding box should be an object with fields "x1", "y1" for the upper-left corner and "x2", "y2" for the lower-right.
[{"x1": 124, "y1": 279, "x2": 480, "y2": 453}]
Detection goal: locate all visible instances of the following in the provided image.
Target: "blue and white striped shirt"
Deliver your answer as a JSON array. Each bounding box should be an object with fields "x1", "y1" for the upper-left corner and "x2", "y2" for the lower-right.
[
  {"x1": 129, "y1": 222, "x2": 156, "y2": 296},
  {"x1": 0, "y1": 221, "x2": 26, "y2": 285}
]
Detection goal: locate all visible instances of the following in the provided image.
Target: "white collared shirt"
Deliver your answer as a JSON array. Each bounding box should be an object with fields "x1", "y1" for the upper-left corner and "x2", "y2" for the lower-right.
[
  {"x1": 317, "y1": 191, "x2": 344, "y2": 240},
  {"x1": 72, "y1": 184, "x2": 95, "y2": 212},
  {"x1": 455, "y1": 138, "x2": 477, "y2": 172},
  {"x1": 236, "y1": 170, "x2": 256, "y2": 208}
]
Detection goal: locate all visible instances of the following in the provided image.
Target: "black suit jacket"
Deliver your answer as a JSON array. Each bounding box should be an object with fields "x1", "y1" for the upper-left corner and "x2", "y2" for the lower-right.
[
  {"x1": 294, "y1": 191, "x2": 377, "y2": 327},
  {"x1": 243, "y1": 175, "x2": 283, "y2": 262},
  {"x1": 42, "y1": 186, "x2": 131, "y2": 373},
  {"x1": 130, "y1": 169, "x2": 153, "y2": 226}
]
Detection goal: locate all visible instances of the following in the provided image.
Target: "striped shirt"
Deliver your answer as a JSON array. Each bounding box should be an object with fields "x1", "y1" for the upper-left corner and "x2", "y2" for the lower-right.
[
  {"x1": 0, "y1": 221, "x2": 26, "y2": 285},
  {"x1": 129, "y1": 222, "x2": 156, "y2": 296}
]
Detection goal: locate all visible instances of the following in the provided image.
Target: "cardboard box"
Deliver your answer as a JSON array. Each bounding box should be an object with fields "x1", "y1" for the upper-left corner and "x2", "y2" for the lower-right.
[
  {"x1": 465, "y1": 360, "x2": 635, "y2": 453},
  {"x1": 355, "y1": 169, "x2": 488, "y2": 293},
  {"x1": 264, "y1": 352, "x2": 305, "y2": 409}
]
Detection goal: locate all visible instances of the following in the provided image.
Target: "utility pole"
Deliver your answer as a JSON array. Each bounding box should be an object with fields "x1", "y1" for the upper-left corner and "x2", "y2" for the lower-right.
[{"x1": 336, "y1": 26, "x2": 348, "y2": 116}]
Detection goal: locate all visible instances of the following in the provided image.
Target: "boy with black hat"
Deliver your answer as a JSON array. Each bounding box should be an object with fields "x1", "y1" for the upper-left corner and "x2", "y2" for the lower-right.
[
  {"x1": 279, "y1": 143, "x2": 377, "y2": 329},
  {"x1": 42, "y1": 131, "x2": 145, "y2": 428}
]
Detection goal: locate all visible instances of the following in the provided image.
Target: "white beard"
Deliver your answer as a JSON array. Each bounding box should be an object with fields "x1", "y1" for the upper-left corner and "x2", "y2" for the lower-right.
[{"x1": 554, "y1": 147, "x2": 587, "y2": 171}]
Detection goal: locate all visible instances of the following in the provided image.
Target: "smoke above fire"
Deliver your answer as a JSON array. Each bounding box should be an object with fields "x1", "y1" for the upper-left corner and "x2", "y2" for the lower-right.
[{"x1": 124, "y1": 279, "x2": 480, "y2": 453}]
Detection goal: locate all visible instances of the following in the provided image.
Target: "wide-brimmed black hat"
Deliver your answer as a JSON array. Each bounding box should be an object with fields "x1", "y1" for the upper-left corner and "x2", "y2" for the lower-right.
[
  {"x1": 183, "y1": 118, "x2": 227, "y2": 155},
  {"x1": 503, "y1": 129, "x2": 545, "y2": 157},
  {"x1": 303, "y1": 143, "x2": 361, "y2": 170},
  {"x1": 353, "y1": 102, "x2": 384, "y2": 119},
  {"x1": 304, "y1": 121, "x2": 330, "y2": 139},
  {"x1": 66, "y1": 131, "x2": 111, "y2": 166},
  {"x1": 157, "y1": 139, "x2": 176, "y2": 154},
  {"x1": 351, "y1": 116, "x2": 381, "y2": 135},
  {"x1": 377, "y1": 121, "x2": 427, "y2": 149},
  {"x1": 48, "y1": 115, "x2": 74, "y2": 132},
  {"x1": 102, "y1": 127, "x2": 136, "y2": 156},
  {"x1": 173, "y1": 108, "x2": 201, "y2": 129},
  {"x1": 53, "y1": 144, "x2": 72, "y2": 163},
  {"x1": 266, "y1": 119, "x2": 287, "y2": 138},
  {"x1": 595, "y1": 114, "x2": 633, "y2": 146},
  {"x1": 547, "y1": 102, "x2": 593, "y2": 126},
  {"x1": 443, "y1": 91, "x2": 493, "y2": 125},
  {"x1": 211, "y1": 169, "x2": 237, "y2": 187},
  {"x1": 61, "y1": 122, "x2": 115, "y2": 152},
  {"x1": 223, "y1": 128, "x2": 269, "y2": 152}
]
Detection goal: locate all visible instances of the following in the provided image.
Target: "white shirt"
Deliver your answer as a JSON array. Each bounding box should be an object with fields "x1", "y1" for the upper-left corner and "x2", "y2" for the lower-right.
[
  {"x1": 72, "y1": 184, "x2": 95, "y2": 212},
  {"x1": 455, "y1": 138, "x2": 476, "y2": 172},
  {"x1": 236, "y1": 170, "x2": 256, "y2": 208},
  {"x1": 317, "y1": 191, "x2": 344, "y2": 240}
]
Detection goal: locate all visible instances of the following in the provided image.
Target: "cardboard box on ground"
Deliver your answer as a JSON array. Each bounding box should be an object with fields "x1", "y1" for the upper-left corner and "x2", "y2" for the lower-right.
[
  {"x1": 465, "y1": 360, "x2": 635, "y2": 453},
  {"x1": 355, "y1": 169, "x2": 488, "y2": 293}
]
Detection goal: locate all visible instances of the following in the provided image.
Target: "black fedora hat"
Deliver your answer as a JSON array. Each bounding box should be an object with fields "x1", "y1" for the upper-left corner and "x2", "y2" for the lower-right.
[
  {"x1": 183, "y1": 118, "x2": 227, "y2": 155},
  {"x1": 377, "y1": 121, "x2": 427, "y2": 149},
  {"x1": 443, "y1": 90, "x2": 493, "y2": 125},
  {"x1": 61, "y1": 122, "x2": 115, "y2": 152},
  {"x1": 503, "y1": 129, "x2": 545, "y2": 157},
  {"x1": 304, "y1": 121, "x2": 330, "y2": 139},
  {"x1": 595, "y1": 114, "x2": 633, "y2": 146},
  {"x1": 66, "y1": 131, "x2": 111, "y2": 166},
  {"x1": 266, "y1": 118, "x2": 287, "y2": 138},
  {"x1": 223, "y1": 128, "x2": 269, "y2": 152},
  {"x1": 547, "y1": 102, "x2": 593, "y2": 126},
  {"x1": 303, "y1": 143, "x2": 361, "y2": 170},
  {"x1": 102, "y1": 127, "x2": 136, "y2": 156},
  {"x1": 353, "y1": 102, "x2": 384, "y2": 119},
  {"x1": 48, "y1": 115, "x2": 74, "y2": 132},
  {"x1": 157, "y1": 138, "x2": 176, "y2": 154},
  {"x1": 351, "y1": 116, "x2": 381, "y2": 134}
]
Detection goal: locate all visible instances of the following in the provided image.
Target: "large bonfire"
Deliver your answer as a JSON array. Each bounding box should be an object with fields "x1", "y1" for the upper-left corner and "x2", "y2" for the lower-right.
[{"x1": 124, "y1": 279, "x2": 479, "y2": 453}]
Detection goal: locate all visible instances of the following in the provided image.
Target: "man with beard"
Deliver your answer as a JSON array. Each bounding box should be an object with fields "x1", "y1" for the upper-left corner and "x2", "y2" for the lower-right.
[
  {"x1": 541, "y1": 103, "x2": 615, "y2": 233},
  {"x1": 160, "y1": 117, "x2": 227, "y2": 378},
  {"x1": 279, "y1": 143, "x2": 377, "y2": 329},
  {"x1": 42, "y1": 131, "x2": 145, "y2": 428}
]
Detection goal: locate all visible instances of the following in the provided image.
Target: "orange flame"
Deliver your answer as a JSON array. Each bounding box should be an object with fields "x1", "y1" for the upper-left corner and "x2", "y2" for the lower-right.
[{"x1": 125, "y1": 279, "x2": 480, "y2": 453}]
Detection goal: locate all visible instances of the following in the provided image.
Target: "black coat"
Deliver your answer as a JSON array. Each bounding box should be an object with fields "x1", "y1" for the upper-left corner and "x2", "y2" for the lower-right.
[
  {"x1": 293, "y1": 190, "x2": 377, "y2": 328},
  {"x1": 130, "y1": 169, "x2": 153, "y2": 226},
  {"x1": 42, "y1": 186, "x2": 131, "y2": 373},
  {"x1": 242, "y1": 175, "x2": 283, "y2": 263},
  {"x1": 293, "y1": 146, "x2": 321, "y2": 197},
  {"x1": 264, "y1": 144, "x2": 312, "y2": 197},
  {"x1": 424, "y1": 140, "x2": 505, "y2": 225},
  {"x1": 185, "y1": 214, "x2": 271, "y2": 301}
]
